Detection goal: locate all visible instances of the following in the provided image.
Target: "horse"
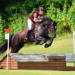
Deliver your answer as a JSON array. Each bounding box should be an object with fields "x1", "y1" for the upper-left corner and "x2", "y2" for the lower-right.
[
  {"x1": 0, "y1": 17, "x2": 57, "y2": 54},
  {"x1": 35, "y1": 17, "x2": 57, "y2": 47}
]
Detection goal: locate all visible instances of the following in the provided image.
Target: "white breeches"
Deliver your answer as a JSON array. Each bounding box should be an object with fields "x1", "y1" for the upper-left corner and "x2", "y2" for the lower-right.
[{"x1": 28, "y1": 19, "x2": 34, "y2": 30}]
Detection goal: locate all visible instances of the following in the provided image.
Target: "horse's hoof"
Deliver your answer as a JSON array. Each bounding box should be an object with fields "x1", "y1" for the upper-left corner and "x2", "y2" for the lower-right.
[
  {"x1": 39, "y1": 42, "x2": 43, "y2": 45},
  {"x1": 45, "y1": 44, "x2": 49, "y2": 48}
]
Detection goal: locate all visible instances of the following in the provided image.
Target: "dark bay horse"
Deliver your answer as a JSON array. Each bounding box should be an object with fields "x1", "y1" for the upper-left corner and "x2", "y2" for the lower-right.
[{"x1": 0, "y1": 17, "x2": 57, "y2": 53}]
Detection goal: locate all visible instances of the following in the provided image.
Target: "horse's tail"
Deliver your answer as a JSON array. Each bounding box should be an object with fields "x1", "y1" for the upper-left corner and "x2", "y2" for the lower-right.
[{"x1": 0, "y1": 34, "x2": 14, "y2": 54}]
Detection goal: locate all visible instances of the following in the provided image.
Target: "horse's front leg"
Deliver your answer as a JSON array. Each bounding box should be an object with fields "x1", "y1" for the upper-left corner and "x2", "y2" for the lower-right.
[
  {"x1": 45, "y1": 36, "x2": 52, "y2": 40},
  {"x1": 45, "y1": 37, "x2": 53, "y2": 48},
  {"x1": 36, "y1": 36, "x2": 47, "y2": 45},
  {"x1": 48, "y1": 38, "x2": 53, "y2": 46}
]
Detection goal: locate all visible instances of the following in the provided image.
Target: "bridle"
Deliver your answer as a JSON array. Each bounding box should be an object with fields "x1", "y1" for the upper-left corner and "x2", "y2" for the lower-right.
[{"x1": 48, "y1": 22, "x2": 57, "y2": 36}]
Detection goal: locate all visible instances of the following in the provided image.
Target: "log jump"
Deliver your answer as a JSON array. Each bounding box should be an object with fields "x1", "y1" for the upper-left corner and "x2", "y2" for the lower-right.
[{"x1": 0, "y1": 53, "x2": 75, "y2": 70}]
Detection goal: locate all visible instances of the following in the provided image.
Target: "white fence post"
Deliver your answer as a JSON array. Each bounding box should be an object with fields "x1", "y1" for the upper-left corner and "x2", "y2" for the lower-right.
[{"x1": 5, "y1": 33, "x2": 9, "y2": 70}]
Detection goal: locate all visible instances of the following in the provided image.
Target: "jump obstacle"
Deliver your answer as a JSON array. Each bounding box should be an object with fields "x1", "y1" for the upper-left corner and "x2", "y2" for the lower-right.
[{"x1": 0, "y1": 53, "x2": 75, "y2": 70}]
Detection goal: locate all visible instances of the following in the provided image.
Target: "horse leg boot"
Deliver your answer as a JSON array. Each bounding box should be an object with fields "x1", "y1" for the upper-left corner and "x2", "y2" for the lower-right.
[
  {"x1": 24, "y1": 30, "x2": 31, "y2": 41},
  {"x1": 45, "y1": 38, "x2": 53, "y2": 48}
]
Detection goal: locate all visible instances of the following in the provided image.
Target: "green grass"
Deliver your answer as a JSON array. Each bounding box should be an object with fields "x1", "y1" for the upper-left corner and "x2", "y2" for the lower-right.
[
  {"x1": 19, "y1": 37, "x2": 73, "y2": 53},
  {"x1": 0, "y1": 33, "x2": 75, "y2": 75},
  {"x1": 0, "y1": 70, "x2": 75, "y2": 75}
]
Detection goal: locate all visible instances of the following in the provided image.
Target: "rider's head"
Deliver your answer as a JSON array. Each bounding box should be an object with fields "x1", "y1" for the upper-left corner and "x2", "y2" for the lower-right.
[{"x1": 38, "y1": 7, "x2": 44, "y2": 15}]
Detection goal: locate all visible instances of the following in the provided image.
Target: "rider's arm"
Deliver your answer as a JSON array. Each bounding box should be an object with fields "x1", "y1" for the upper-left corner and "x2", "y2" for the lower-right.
[
  {"x1": 33, "y1": 13, "x2": 41, "y2": 22},
  {"x1": 34, "y1": 18, "x2": 41, "y2": 22}
]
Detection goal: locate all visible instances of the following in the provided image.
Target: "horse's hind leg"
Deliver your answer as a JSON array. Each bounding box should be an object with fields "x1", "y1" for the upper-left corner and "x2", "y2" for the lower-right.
[
  {"x1": 11, "y1": 43, "x2": 18, "y2": 53},
  {"x1": 15, "y1": 42, "x2": 25, "y2": 53},
  {"x1": 11, "y1": 34, "x2": 19, "y2": 53},
  {"x1": 11, "y1": 47, "x2": 17, "y2": 53}
]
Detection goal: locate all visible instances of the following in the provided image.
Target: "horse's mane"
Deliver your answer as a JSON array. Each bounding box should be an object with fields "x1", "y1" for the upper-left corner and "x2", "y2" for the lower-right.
[
  {"x1": 35, "y1": 17, "x2": 53, "y2": 25},
  {"x1": 42, "y1": 17, "x2": 53, "y2": 23}
]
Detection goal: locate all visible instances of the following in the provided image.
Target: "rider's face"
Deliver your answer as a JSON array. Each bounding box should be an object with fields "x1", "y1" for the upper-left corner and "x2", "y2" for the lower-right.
[{"x1": 39, "y1": 10, "x2": 44, "y2": 15}]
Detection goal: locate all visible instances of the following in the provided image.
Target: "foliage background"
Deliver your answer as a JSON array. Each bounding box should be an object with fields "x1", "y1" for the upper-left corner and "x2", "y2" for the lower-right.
[{"x1": 0, "y1": 0, "x2": 75, "y2": 45}]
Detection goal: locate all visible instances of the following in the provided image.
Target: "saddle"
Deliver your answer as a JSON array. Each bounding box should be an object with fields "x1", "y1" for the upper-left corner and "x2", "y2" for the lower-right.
[{"x1": 25, "y1": 25, "x2": 35, "y2": 33}]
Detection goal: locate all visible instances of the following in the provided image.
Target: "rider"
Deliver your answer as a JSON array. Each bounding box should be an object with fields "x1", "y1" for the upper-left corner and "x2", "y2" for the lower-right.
[{"x1": 24, "y1": 7, "x2": 44, "y2": 41}]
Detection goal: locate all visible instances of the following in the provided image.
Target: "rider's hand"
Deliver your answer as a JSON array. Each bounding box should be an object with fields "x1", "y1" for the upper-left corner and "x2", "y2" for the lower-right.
[{"x1": 40, "y1": 19, "x2": 42, "y2": 22}]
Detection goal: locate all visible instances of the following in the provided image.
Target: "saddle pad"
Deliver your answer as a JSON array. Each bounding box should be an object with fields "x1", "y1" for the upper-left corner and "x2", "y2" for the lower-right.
[{"x1": 25, "y1": 25, "x2": 35, "y2": 33}]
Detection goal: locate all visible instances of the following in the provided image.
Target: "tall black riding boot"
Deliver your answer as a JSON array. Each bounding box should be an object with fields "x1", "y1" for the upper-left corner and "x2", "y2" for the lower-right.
[{"x1": 24, "y1": 30, "x2": 31, "y2": 41}]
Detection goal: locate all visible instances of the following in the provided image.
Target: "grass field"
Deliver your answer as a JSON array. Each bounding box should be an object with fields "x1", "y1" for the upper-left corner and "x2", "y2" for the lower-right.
[
  {"x1": 0, "y1": 33, "x2": 75, "y2": 75},
  {"x1": 0, "y1": 70, "x2": 75, "y2": 75}
]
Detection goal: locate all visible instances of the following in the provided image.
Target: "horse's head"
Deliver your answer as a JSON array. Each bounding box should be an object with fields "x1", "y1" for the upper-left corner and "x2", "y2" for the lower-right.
[
  {"x1": 37, "y1": 17, "x2": 58, "y2": 38},
  {"x1": 49, "y1": 21, "x2": 57, "y2": 38}
]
